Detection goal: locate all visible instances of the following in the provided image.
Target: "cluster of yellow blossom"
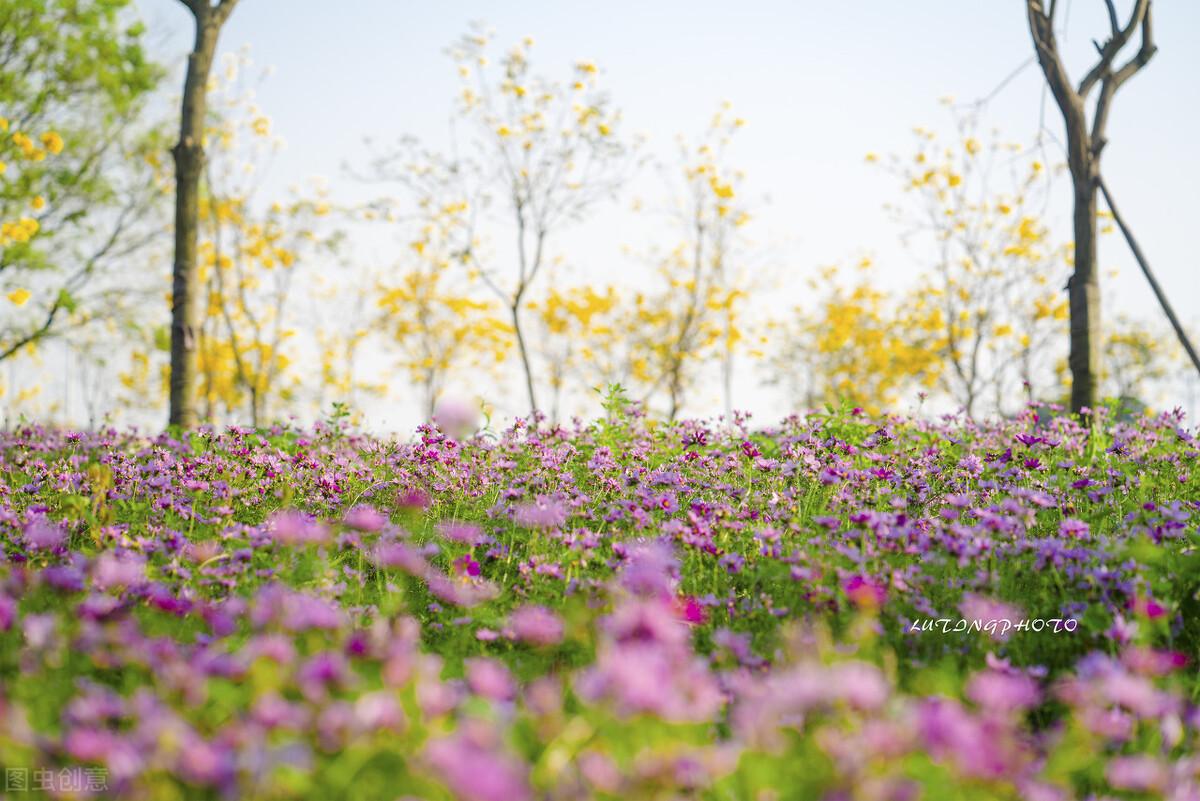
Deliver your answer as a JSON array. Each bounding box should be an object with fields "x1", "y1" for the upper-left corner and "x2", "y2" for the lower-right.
[{"x1": 2, "y1": 117, "x2": 66, "y2": 310}]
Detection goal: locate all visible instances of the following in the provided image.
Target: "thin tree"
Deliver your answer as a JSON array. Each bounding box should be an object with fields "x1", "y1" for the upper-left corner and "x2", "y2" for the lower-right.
[
  {"x1": 168, "y1": 0, "x2": 240, "y2": 429},
  {"x1": 1025, "y1": 0, "x2": 1155, "y2": 417}
]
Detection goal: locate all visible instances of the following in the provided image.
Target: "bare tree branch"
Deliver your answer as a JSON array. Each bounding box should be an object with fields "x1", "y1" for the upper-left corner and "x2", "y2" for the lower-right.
[
  {"x1": 1077, "y1": 0, "x2": 1150, "y2": 98},
  {"x1": 1097, "y1": 174, "x2": 1200, "y2": 379}
]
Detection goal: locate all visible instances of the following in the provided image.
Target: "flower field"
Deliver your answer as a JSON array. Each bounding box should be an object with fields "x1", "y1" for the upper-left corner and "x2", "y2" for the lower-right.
[{"x1": 1, "y1": 402, "x2": 1198, "y2": 800}]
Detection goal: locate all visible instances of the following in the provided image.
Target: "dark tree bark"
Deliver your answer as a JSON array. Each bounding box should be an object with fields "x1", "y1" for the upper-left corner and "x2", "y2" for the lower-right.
[
  {"x1": 168, "y1": 0, "x2": 240, "y2": 429},
  {"x1": 1025, "y1": 0, "x2": 1155, "y2": 418}
]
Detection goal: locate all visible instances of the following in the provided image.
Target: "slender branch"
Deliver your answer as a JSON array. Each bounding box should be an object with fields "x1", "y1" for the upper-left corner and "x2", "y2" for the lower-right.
[
  {"x1": 1077, "y1": 0, "x2": 1149, "y2": 98},
  {"x1": 1112, "y1": 3, "x2": 1156, "y2": 89},
  {"x1": 1026, "y1": 1, "x2": 1082, "y2": 123},
  {"x1": 1097, "y1": 174, "x2": 1200, "y2": 378},
  {"x1": 1091, "y1": 4, "x2": 1156, "y2": 158},
  {"x1": 1102, "y1": 0, "x2": 1120, "y2": 34}
]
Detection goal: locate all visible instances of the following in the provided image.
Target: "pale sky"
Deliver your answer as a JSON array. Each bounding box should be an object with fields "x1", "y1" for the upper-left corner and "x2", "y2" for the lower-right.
[{"x1": 113, "y1": 2, "x2": 1200, "y2": 425}]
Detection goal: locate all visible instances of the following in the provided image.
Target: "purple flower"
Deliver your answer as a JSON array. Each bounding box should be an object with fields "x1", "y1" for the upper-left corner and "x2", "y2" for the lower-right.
[
  {"x1": 92, "y1": 551, "x2": 147, "y2": 592},
  {"x1": 966, "y1": 670, "x2": 1041, "y2": 712},
  {"x1": 616, "y1": 539, "x2": 679, "y2": 599},
  {"x1": 41, "y1": 564, "x2": 85, "y2": 593},
  {"x1": 0, "y1": 594, "x2": 16, "y2": 631},
  {"x1": 1058, "y1": 518, "x2": 1089, "y2": 538},
  {"x1": 23, "y1": 515, "x2": 67, "y2": 551}
]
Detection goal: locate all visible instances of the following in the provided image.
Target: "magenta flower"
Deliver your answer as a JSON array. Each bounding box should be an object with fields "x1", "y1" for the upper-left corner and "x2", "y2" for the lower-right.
[
  {"x1": 676, "y1": 595, "x2": 706, "y2": 625},
  {"x1": 1130, "y1": 594, "x2": 1167, "y2": 620},
  {"x1": 842, "y1": 574, "x2": 886, "y2": 609},
  {"x1": 453, "y1": 554, "x2": 482, "y2": 578}
]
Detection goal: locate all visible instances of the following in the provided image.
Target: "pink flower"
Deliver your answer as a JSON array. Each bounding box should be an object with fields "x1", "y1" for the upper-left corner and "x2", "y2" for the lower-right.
[
  {"x1": 966, "y1": 670, "x2": 1041, "y2": 712},
  {"x1": 833, "y1": 661, "x2": 890, "y2": 710},
  {"x1": 960, "y1": 593, "x2": 1024, "y2": 642},
  {"x1": 0, "y1": 594, "x2": 16, "y2": 631},
  {"x1": 353, "y1": 691, "x2": 404, "y2": 731},
  {"x1": 268, "y1": 510, "x2": 329, "y2": 545},
  {"x1": 1106, "y1": 755, "x2": 1168, "y2": 793},
  {"x1": 425, "y1": 724, "x2": 531, "y2": 801},
  {"x1": 1130, "y1": 594, "x2": 1166, "y2": 620},
  {"x1": 617, "y1": 539, "x2": 679, "y2": 599},
  {"x1": 438, "y1": 520, "x2": 483, "y2": 545},
  {"x1": 398, "y1": 488, "x2": 431, "y2": 510},
  {"x1": 373, "y1": 542, "x2": 429, "y2": 576},
  {"x1": 514, "y1": 497, "x2": 568, "y2": 529},
  {"x1": 92, "y1": 551, "x2": 147, "y2": 592},
  {"x1": 343, "y1": 505, "x2": 386, "y2": 532},
  {"x1": 509, "y1": 605, "x2": 564, "y2": 646},
  {"x1": 465, "y1": 658, "x2": 516, "y2": 701},
  {"x1": 433, "y1": 397, "x2": 479, "y2": 439}
]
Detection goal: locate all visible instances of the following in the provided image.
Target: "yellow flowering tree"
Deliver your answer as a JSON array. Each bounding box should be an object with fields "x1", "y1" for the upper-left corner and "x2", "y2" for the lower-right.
[
  {"x1": 632, "y1": 106, "x2": 756, "y2": 420},
  {"x1": 879, "y1": 109, "x2": 1071, "y2": 417},
  {"x1": 377, "y1": 268, "x2": 512, "y2": 420},
  {"x1": 526, "y1": 282, "x2": 629, "y2": 424},
  {"x1": 1, "y1": 0, "x2": 163, "y2": 363},
  {"x1": 366, "y1": 27, "x2": 633, "y2": 418},
  {"x1": 368, "y1": 152, "x2": 509, "y2": 417},
  {"x1": 190, "y1": 55, "x2": 343, "y2": 426},
  {"x1": 769, "y1": 262, "x2": 942, "y2": 414}
]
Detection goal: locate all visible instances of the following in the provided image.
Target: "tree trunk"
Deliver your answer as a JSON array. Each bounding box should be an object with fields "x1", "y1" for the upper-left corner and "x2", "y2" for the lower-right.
[
  {"x1": 168, "y1": 1, "x2": 239, "y2": 428},
  {"x1": 510, "y1": 300, "x2": 539, "y2": 418},
  {"x1": 1026, "y1": 0, "x2": 1155, "y2": 420},
  {"x1": 1068, "y1": 170, "x2": 1101, "y2": 415}
]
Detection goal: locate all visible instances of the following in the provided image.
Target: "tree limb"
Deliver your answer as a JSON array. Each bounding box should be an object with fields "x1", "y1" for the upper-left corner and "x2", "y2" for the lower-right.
[
  {"x1": 1077, "y1": 0, "x2": 1150, "y2": 98},
  {"x1": 1097, "y1": 174, "x2": 1200, "y2": 379},
  {"x1": 1026, "y1": 1, "x2": 1082, "y2": 124}
]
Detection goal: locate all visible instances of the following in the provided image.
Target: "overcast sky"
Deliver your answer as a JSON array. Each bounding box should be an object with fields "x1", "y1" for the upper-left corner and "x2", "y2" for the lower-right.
[{"x1": 125, "y1": 0, "x2": 1200, "y2": 425}]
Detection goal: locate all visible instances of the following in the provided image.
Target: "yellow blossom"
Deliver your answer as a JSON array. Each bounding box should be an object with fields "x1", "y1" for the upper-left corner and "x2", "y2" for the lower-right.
[{"x1": 41, "y1": 131, "x2": 64, "y2": 155}]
